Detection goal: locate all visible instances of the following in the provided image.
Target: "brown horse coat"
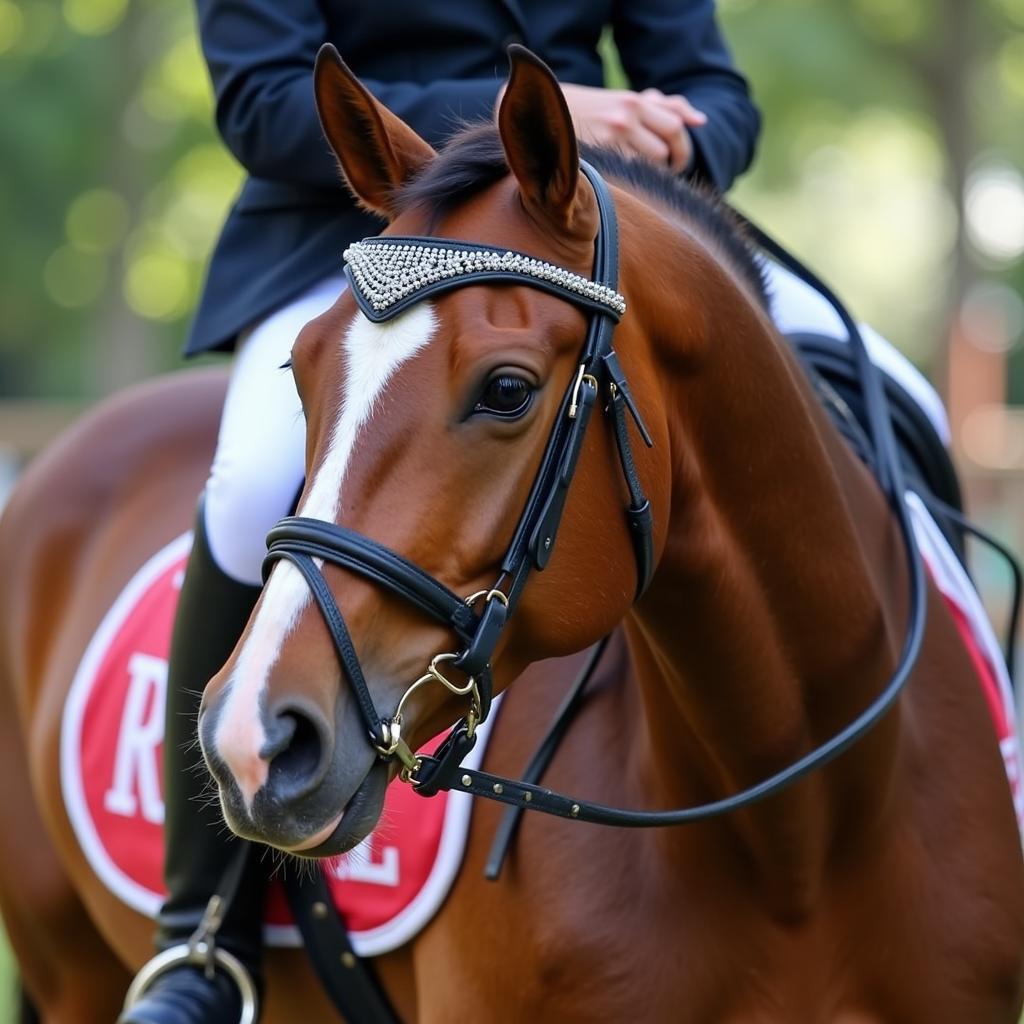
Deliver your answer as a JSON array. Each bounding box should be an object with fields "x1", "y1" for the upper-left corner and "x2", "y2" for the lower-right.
[{"x1": 2, "y1": 47, "x2": 1023, "y2": 1023}]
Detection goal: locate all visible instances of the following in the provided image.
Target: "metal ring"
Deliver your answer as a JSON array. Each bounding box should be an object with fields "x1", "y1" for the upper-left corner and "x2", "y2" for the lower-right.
[
  {"x1": 122, "y1": 942, "x2": 259, "y2": 1024},
  {"x1": 429, "y1": 652, "x2": 476, "y2": 695}
]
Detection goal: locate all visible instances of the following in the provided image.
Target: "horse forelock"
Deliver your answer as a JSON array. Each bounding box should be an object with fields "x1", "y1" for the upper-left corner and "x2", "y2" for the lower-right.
[{"x1": 395, "y1": 122, "x2": 769, "y2": 311}]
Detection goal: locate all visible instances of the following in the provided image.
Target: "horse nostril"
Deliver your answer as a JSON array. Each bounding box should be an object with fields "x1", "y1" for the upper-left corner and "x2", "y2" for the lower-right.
[{"x1": 260, "y1": 703, "x2": 331, "y2": 800}]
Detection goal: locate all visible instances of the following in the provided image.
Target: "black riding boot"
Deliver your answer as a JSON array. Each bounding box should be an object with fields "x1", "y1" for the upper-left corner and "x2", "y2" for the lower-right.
[{"x1": 119, "y1": 499, "x2": 265, "y2": 1024}]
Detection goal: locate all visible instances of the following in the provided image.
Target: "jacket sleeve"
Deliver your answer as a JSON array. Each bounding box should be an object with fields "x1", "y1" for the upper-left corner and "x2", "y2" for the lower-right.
[
  {"x1": 611, "y1": 0, "x2": 761, "y2": 192},
  {"x1": 196, "y1": 0, "x2": 503, "y2": 188}
]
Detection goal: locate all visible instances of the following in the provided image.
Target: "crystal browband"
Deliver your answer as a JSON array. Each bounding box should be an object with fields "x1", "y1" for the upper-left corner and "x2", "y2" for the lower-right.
[{"x1": 343, "y1": 237, "x2": 626, "y2": 324}]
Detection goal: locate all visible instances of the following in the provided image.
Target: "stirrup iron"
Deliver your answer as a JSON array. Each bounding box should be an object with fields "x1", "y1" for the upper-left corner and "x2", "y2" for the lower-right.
[{"x1": 121, "y1": 894, "x2": 260, "y2": 1024}]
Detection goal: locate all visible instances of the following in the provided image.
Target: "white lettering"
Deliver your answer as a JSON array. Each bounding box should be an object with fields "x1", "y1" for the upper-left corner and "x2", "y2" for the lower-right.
[
  {"x1": 104, "y1": 652, "x2": 166, "y2": 824},
  {"x1": 333, "y1": 835, "x2": 400, "y2": 887}
]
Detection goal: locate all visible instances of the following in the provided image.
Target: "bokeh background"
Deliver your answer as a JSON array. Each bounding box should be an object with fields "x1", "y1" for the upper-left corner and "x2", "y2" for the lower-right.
[{"x1": 1, "y1": 0, "x2": 1023, "y2": 1016}]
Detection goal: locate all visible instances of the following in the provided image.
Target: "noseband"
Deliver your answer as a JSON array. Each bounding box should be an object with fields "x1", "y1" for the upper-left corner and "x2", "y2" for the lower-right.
[{"x1": 264, "y1": 162, "x2": 930, "y2": 829}]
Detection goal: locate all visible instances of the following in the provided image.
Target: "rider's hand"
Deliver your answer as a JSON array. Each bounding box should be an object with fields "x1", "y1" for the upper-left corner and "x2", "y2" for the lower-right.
[{"x1": 560, "y1": 83, "x2": 707, "y2": 174}]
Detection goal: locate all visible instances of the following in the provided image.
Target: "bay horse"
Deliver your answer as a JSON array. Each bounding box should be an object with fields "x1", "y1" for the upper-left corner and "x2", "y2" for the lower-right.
[{"x1": 2, "y1": 44, "x2": 1024, "y2": 1022}]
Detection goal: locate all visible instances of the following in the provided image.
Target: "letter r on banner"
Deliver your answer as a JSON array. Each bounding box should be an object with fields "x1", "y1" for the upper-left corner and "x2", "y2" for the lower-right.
[{"x1": 104, "y1": 652, "x2": 167, "y2": 824}]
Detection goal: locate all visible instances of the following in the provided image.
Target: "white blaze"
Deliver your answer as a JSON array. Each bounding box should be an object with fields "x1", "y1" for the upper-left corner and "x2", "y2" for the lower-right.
[{"x1": 213, "y1": 303, "x2": 438, "y2": 808}]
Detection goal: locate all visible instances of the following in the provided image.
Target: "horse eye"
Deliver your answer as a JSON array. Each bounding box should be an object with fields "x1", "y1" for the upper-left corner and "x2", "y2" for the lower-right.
[{"x1": 473, "y1": 374, "x2": 535, "y2": 419}]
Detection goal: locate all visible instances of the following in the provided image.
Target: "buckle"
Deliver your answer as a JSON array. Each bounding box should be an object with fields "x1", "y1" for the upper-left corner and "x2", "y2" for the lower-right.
[
  {"x1": 464, "y1": 588, "x2": 509, "y2": 610},
  {"x1": 375, "y1": 718, "x2": 423, "y2": 780},
  {"x1": 568, "y1": 364, "x2": 599, "y2": 420}
]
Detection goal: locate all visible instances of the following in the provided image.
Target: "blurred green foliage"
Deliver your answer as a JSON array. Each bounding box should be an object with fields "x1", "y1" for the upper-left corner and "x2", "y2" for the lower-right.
[
  {"x1": 0, "y1": 0, "x2": 1021, "y2": 399},
  {"x1": 722, "y1": 0, "x2": 1024, "y2": 381},
  {"x1": 0, "y1": 922, "x2": 11, "y2": 1023},
  {"x1": 0, "y1": 0, "x2": 242, "y2": 396}
]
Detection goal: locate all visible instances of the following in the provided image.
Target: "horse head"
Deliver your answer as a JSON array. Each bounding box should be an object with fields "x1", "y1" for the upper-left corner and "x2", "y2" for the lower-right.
[{"x1": 197, "y1": 45, "x2": 673, "y2": 855}]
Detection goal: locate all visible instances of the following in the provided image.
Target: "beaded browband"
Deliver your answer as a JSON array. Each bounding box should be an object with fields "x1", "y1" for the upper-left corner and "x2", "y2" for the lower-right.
[{"x1": 343, "y1": 237, "x2": 627, "y2": 324}]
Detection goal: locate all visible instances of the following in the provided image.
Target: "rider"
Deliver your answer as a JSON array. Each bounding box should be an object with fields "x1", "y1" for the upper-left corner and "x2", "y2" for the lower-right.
[{"x1": 120, "y1": 2, "x2": 947, "y2": 1022}]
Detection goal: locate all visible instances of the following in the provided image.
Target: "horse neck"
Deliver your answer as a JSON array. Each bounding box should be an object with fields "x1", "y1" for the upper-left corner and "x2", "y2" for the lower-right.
[{"x1": 621, "y1": 235, "x2": 904, "y2": 912}]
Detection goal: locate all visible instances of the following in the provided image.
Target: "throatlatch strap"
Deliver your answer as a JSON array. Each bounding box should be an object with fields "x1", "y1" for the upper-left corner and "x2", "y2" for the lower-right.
[
  {"x1": 603, "y1": 351, "x2": 655, "y2": 597},
  {"x1": 528, "y1": 374, "x2": 598, "y2": 570}
]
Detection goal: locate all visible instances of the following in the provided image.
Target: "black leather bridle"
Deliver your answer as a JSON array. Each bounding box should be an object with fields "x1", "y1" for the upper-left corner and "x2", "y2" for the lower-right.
[{"x1": 263, "y1": 162, "x2": 929, "y2": 829}]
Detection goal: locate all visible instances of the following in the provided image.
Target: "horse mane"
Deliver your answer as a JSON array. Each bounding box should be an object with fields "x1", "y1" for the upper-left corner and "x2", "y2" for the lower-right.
[{"x1": 396, "y1": 122, "x2": 769, "y2": 310}]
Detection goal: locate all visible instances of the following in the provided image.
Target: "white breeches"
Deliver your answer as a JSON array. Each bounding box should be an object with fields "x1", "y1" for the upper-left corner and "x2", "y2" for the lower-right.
[
  {"x1": 203, "y1": 264, "x2": 951, "y2": 584},
  {"x1": 204, "y1": 273, "x2": 347, "y2": 584}
]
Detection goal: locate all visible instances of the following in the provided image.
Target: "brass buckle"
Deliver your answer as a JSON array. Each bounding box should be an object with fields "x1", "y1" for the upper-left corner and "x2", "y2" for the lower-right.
[
  {"x1": 376, "y1": 718, "x2": 423, "y2": 780},
  {"x1": 379, "y1": 651, "x2": 481, "y2": 778},
  {"x1": 427, "y1": 653, "x2": 482, "y2": 738},
  {"x1": 379, "y1": 584, "x2": 506, "y2": 779},
  {"x1": 464, "y1": 588, "x2": 509, "y2": 610}
]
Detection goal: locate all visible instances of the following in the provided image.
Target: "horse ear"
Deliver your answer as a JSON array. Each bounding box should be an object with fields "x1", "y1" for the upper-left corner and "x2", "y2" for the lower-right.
[
  {"x1": 314, "y1": 44, "x2": 436, "y2": 220},
  {"x1": 498, "y1": 46, "x2": 596, "y2": 240}
]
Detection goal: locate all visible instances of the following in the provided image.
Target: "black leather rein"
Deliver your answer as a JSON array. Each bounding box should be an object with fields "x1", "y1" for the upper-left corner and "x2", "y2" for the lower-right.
[{"x1": 264, "y1": 161, "x2": 929, "y2": 831}]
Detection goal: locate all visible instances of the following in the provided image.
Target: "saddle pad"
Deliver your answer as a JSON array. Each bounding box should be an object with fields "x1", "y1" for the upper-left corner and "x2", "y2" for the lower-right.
[
  {"x1": 60, "y1": 533, "x2": 496, "y2": 955},
  {"x1": 908, "y1": 493, "x2": 1023, "y2": 830}
]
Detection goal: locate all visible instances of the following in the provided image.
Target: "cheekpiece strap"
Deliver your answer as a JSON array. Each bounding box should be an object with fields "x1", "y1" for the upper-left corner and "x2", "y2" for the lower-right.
[{"x1": 343, "y1": 237, "x2": 626, "y2": 324}]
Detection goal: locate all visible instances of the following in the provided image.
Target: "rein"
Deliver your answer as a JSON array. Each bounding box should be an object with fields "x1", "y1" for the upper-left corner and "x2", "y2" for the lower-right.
[{"x1": 263, "y1": 162, "x2": 929, "y2": 835}]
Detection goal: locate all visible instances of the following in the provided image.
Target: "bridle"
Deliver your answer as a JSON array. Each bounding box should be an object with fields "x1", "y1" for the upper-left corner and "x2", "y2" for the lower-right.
[
  {"x1": 264, "y1": 161, "x2": 652, "y2": 775},
  {"x1": 263, "y1": 161, "x2": 929, "y2": 829}
]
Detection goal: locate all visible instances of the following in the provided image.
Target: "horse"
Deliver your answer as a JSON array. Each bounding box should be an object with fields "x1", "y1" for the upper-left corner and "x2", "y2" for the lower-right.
[{"x1": 3, "y1": 43, "x2": 1024, "y2": 1022}]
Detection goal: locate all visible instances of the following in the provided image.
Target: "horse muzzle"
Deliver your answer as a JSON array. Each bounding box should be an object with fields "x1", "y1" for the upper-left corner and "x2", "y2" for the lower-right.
[{"x1": 198, "y1": 686, "x2": 385, "y2": 855}]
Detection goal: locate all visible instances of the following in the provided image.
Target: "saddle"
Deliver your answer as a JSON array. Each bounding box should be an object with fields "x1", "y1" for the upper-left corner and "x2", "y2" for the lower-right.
[{"x1": 790, "y1": 331, "x2": 967, "y2": 563}]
